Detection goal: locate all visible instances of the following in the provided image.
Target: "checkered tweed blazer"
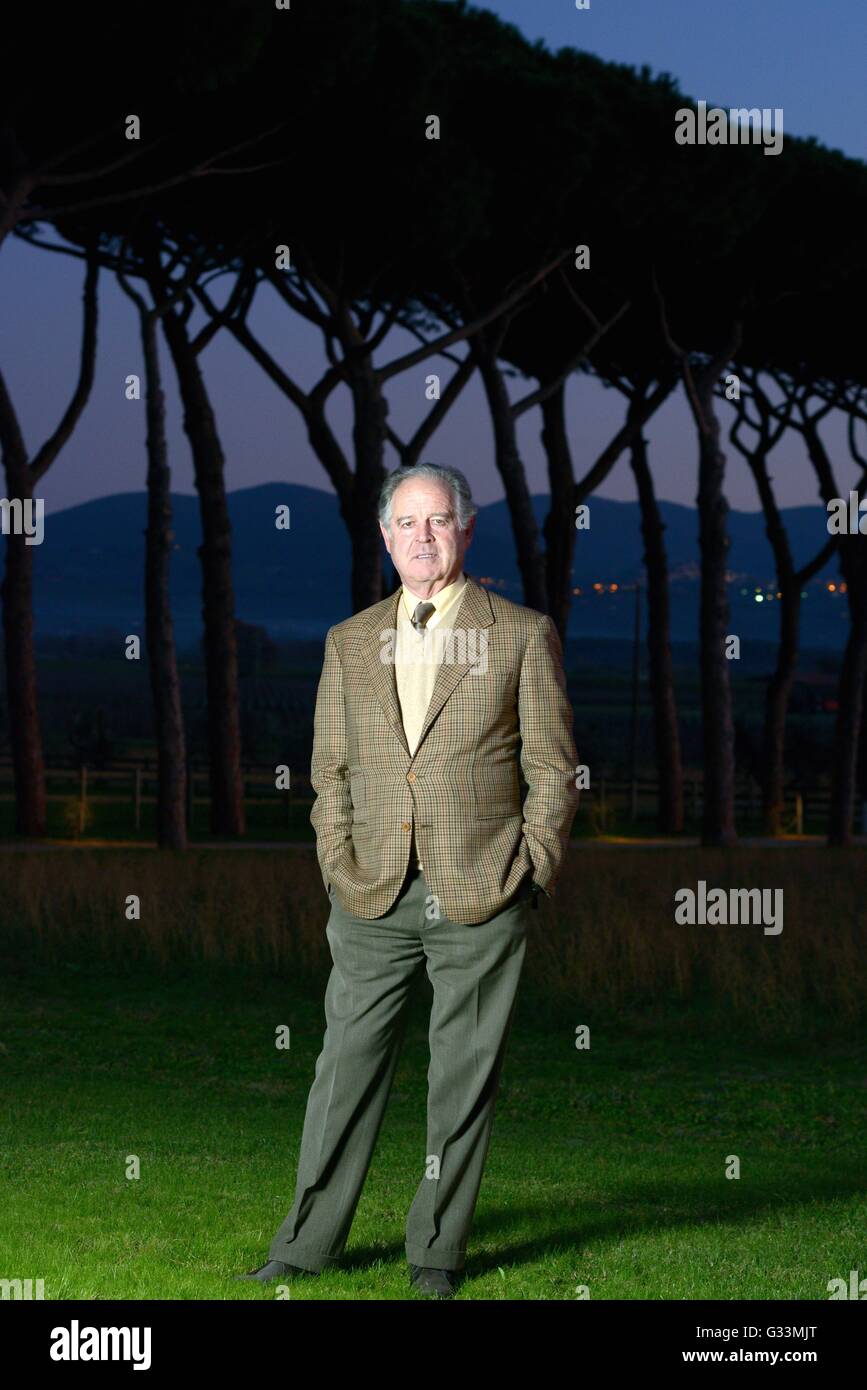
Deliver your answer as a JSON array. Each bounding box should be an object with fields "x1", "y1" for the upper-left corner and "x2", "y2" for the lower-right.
[{"x1": 310, "y1": 575, "x2": 580, "y2": 923}]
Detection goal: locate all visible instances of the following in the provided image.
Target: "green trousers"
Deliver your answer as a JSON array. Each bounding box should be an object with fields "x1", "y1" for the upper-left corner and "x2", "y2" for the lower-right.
[{"x1": 268, "y1": 866, "x2": 531, "y2": 1273}]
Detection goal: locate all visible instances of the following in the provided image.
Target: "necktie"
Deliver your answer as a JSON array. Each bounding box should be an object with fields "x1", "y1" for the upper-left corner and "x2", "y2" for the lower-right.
[{"x1": 411, "y1": 600, "x2": 436, "y2": 632}]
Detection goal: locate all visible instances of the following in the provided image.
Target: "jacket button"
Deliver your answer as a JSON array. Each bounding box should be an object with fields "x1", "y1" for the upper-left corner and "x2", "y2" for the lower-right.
[
  {"x1": 406, "y1": 772, "x2": 416, "y2": 782},
  {"x1": 401, "y1": 822, "x2": 411, "y2": 832}
]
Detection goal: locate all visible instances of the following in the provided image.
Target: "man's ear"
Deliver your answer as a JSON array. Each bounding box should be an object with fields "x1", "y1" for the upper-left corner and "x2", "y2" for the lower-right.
[
  {"x1": 379, "y1": 521, "x2": 392, "y2": 555},
  {"x1": 463, "y1": 517, "x2": 476, "y2": 550}
]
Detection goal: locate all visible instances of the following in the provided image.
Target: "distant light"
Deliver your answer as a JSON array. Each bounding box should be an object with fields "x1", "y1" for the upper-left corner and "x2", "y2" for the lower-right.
[
  {"x1": 609, "y1": 583, "x2": 618, "y2": 592},
  {"x1": 828, "y1": 582, "x2": 836, "y2": 592},
  {"x1": 593, "y1": 582, "x2": 603, "y2": 591},
  {"x1": 755, "y1": 594, "x2": 764, "y2": 603}
]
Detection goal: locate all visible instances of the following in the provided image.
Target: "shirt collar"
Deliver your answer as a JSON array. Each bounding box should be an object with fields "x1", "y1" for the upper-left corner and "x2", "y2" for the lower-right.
[{"x1": 400, "y1": 573, "x2": 467, "y2": 624}]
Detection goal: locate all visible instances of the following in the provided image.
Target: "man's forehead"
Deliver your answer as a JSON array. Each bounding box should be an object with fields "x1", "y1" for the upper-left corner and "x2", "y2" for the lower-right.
[{"x1": 392, "y1": 484, "x2": 455, "y2": 516}]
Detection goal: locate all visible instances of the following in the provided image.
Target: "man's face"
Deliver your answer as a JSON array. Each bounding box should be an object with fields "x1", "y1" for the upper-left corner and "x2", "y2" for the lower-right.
[{"x1": 379, "y1": 478, "x2": 474, "y2": 597}]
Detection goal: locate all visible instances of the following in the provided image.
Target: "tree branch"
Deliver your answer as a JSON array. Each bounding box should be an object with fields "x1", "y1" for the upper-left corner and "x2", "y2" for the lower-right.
[
  {"x1": 388, "y1": 350, "x2": 477, "y2": 467},
  {"x1": 377, "y1": 248, "x2": 571, "y2": 384},
  {"x1": 16, "y1": 121, "x2": 288, "y2": 227},
  {"x1": 511, "y1": 299, "x2": 631, "y2": 420},
  {"x1": 574, "y1": 373, "x2": 677, "y2": 506},
  {"x1": 29, "y1": 241, "x2": 100, "y2": 484}
]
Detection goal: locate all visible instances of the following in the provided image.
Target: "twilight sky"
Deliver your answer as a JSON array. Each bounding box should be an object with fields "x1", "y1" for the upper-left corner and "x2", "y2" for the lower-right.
[{"x1": 1, "y1": 0, "x2": 864, "y2": 518}]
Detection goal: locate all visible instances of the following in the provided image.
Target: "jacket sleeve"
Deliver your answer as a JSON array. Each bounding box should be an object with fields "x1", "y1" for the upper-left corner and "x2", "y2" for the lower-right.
[
  {"x1": 309, "y1": 627, "x2": 353, "y2": 887},
  {"x1": 517, "y1": 614, "x2": 580, "y2": 895}
]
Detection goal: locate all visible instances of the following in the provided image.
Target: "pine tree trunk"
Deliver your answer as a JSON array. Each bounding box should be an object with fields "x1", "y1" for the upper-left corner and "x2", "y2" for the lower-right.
[
  {"x1": 762, "y1": 580, "x2": 799, "y2": 835},
  {"x1": 140, "y1": 308, "x2": 187, "y2": 849},
  {"x1": 0, "y1": 451, "x2": 46, "y2": 835},
  {"x1": 629, "y1": 426, "x2": 684, "y2": 833},
  {"x1": 828, "y1": 537, "x2": 867, "y2": 845},
  {"x1": 695, "y1": 382, "x2": 737, "y2": 846},
  {"x1": 540, "y1": 381, "x2": 575, "y2": 642},
  {"x1": 157, "y1": 303, "x2": 245, "y2": 837},
  {"x1": 746, "y1": 454, "x2": 800, "y2": 836},
  {"x1": 345, "y1": 355, "x2": 388, "y2": 610},
  {"x1": 476, "y1": 338, "x2": 547, "y2": 613},
  {"x1": 799, "y1": 419, "x2": 867, "y2": 845}
]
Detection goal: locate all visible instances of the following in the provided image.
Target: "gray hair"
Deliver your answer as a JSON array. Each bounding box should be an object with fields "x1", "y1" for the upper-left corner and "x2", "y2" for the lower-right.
[{"x1": 378, "y1": 463, "x2": 477, "y2": 531}]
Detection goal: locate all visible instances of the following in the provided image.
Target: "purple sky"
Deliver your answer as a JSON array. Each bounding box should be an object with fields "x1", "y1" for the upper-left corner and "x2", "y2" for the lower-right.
[{"x1": 2, "y1": 0, "x2": 864, "y2": 518}]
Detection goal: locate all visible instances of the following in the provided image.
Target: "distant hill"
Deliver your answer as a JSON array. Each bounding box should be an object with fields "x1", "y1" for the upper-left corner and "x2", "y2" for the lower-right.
[{"x1": 3, "y1": 483, "x2": 848, "y2": 648}]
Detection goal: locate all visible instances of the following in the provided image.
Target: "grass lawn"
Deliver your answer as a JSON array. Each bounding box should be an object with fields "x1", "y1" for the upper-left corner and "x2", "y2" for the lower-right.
[{"x1": 1, "y1": 958, "x2": 864, "y2": 1301}]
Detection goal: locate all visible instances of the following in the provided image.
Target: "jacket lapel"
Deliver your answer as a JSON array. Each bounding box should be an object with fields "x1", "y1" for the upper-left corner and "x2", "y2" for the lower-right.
[
  {"x1": 414, "y1": 578, "x2": 495, "y2": 751},
  {"x1": 355, "y1": 588, "x2": 411, "y2": 756}
]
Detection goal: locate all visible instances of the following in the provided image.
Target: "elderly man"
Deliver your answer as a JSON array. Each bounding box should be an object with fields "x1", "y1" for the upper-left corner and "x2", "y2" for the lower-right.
[{"x1": 238, "y1": 463, "x2": 579, "y2": 1298}]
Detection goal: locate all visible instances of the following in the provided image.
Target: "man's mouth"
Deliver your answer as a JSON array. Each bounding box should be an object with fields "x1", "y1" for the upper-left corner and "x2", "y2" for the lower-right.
[{"x1": 413, "y1": 551, "x2": 436, "y2": 560}]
